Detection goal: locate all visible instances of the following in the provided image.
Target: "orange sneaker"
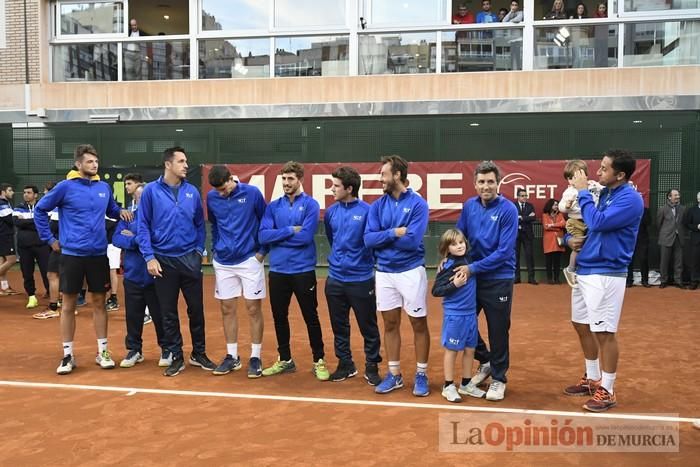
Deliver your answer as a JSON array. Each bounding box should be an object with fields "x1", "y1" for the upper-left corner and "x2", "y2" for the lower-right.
[
  {"x1": 564, "y1": 374, "x2": 601, "y2": 396},
  {"x1": 583, "y1": 387, "x2": 617, "y2": 412}
]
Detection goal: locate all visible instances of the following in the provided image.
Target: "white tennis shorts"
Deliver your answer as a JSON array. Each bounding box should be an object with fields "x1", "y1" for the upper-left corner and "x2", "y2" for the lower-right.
[
  {"x1": 107, "y1": 244, "x2": 121, "y2": 270},
  {"x1": 375, "y1": 266, "x2": 428, "y2": 318},
  {"x1": 213, "y1": 256, "x2": 266, "y2": 300},
  {"x1": 571, "y1": 274, "x2": 626, "y2": 333}
]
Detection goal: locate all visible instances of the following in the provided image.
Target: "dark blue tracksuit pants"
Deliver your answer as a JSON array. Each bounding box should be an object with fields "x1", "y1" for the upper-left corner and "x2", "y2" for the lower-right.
[{"x1": 474, "y1": 278, "x2": 514, "y2": 384}]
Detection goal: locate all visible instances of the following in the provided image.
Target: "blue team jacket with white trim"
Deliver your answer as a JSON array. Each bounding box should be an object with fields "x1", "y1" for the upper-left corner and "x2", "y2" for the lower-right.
[
  {"x1": 137, "y1": 176, "x2": 205, "y2": 262},
  {"x1": 258, "y1": 192, "x2": 319, "y2": 274},
  {"x1": 456, "y1": 195, "x2": 518, "y2": 280},
  {"x1": 363, "y1": 189, "x2": 428, "y2": 273},
  {"x1": 35, "y1": 176, "x2": 121, "y2": 257},
  {"x1": 112, "y1": 209, "x2": 153, "y2": 287},
  {"x1": 324, "y1": 199, "x2": 374, "y2": 282},
  {"x1": 207, "y1": 182, "x2": 268, "y2": 266}
]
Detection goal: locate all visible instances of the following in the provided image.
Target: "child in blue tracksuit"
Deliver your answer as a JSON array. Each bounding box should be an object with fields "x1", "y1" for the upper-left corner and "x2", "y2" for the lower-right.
[{"x1": 432, "y1": 229, "x2": 486, "y2": 403}]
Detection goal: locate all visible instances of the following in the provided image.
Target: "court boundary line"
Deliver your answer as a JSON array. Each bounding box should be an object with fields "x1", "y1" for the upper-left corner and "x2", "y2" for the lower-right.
[{"x1": 1, "y1": 379, "x2": 697, "y2": 425}]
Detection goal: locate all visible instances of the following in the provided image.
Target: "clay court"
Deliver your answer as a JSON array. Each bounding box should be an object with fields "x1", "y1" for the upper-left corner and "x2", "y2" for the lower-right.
[{"x1": 0, "y1": 270, "x2": 698, "y2": 465}]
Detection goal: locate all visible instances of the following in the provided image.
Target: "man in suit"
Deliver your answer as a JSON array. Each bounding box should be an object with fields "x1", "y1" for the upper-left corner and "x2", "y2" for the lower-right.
[
  {"x1": 684, "y1": 191, "x2": 700, "y2": 290},
  {"x1": 657, "y1": 189, "x2": 686, "y2": 288},
  {"x1": 514, "y1": 188, "x2": 537, "y2": 284},
  {"x1": 627, "y1": 207, "x2": 651, "y2": 287}
]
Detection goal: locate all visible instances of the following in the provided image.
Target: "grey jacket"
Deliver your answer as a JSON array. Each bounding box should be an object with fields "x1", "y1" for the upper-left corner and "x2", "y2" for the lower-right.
[{"x1": 657, "y1": 202, "x2": 687, "y2": 247}]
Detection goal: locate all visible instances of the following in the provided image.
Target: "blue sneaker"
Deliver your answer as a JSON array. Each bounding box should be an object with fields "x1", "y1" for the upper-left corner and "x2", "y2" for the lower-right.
[
  {"x1": 247, "y1": 357, "x2": 263, "y2": 379},
  {"x1": 76, "y1": 295, "x2": 87, "y2": 307},
  {"x1": 413, "y1": 372, "x2": 430, "y2": 397},
  {"x1": 375, "y1": 372, "x2": 404, "y2": 394}
]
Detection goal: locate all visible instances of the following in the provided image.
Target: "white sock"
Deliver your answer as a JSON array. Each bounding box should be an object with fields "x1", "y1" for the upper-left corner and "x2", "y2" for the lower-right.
[
  {"x1": 388, "y1": 361, "x2": 401, "y2": 376},
  {"x1": 0, "y1": 280, "x2": 7, "y2": 289},
  {"x1": 585, "y1": 359, "x2": 601, "y2": 381},
  {"x1": 417, "y1": 362, "x2": 428, "y2": 375},
  {"x1": 251, "y1": 343, "x2": 262, "y2": 359},
  {"x1": 601, "y1": 371, "x2": 616, "y2": 394},
  {"x1": 226, "y1": 343, "x2": 238, "y2": 359},
  {"x1": 63, "y1": 342, "x2": 73, "y2": 357},
  {"x1": 97, "y1": 338, "x2": 108, "y2": 353}
]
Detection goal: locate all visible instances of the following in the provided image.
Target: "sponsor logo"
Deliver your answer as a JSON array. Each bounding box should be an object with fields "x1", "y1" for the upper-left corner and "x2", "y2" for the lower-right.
[
  {"x1": 412, "y1": 307, "x2": 423, "y2": 314},
  {"x1": 238, "y1": 198, "x2": 247, "y2": 203},
  {"x1": 499, "y1": 296, "x2": 509, "y2": 302},
  {"x1": 491, "y1": 215, "x2": 499, "y2": 221},
  {"x1": 98, "y1": 193, "x2": 106, "y2": 198},
  {"x1": 254, "y1": 289, "x2": 262, "y2": 295},
  {"x1": 185, "y1": 193, "x2": 194, "y2": 198},
  {"x1": 448, "y1": 338, "x2": 460, "y2": 345},
  {"x1": 309, "y1": 285, "x2": 315, "y2": 291},
  {"x1": 352, "y1": 215, "x2": 363, "y2": 221},
  {"x1": 403, "y1": 207, "x2": 411, "y2": 213},
  {"x1": 594, "y1": 320, "x2": 605, "y2": 326}
]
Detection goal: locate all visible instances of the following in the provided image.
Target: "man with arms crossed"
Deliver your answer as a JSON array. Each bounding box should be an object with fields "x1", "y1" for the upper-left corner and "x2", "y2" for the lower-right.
[
  {"x1": 138, "y1": 147, "x2": 214, "y2": 377},
  {"x1": 258, "y1": 161, "x2": 329, "y2": 380},
  {"x1": 207, "y1": 165, "x2": 268, "y2": 378},
  {"x1": 35, "y1": 144, "x2": 131, "y2": 374},
  {"x1": 564, "y1": 149, "x2": 643, "y2": 412},
  {"x1": 455, "y1": 161, "x2": 518, "y2": 401},
  {"x1": 364, "y1": 155, "x2": 430, "y2": 396},
  {"x1": 324, "y1": 166, "x2": 382, "y2": 385}
]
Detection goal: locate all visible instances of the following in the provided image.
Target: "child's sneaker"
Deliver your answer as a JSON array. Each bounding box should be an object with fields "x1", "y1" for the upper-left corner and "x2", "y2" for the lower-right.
[
  {"x1": 563, "y1": 267, "x2": 578, "y2": 287},
  {"x1": 458, "y1": 381, "x2": 486, "y2": 398},
  {"x1": 441, "y1": 383, "x2": 462, "y2": 403}
]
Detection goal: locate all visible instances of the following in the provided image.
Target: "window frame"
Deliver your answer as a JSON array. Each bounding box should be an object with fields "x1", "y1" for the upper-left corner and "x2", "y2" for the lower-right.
[{"x1": 54, "y1": 0, "x2": 126, "y2": 40}]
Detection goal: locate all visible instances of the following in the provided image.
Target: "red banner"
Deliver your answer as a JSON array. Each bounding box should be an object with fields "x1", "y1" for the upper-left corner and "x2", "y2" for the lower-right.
[{"x1": 201, "y1": 160, "x2": 651, "y2": 221}]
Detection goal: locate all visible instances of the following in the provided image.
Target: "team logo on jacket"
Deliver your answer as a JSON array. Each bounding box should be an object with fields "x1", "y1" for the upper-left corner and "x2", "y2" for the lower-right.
[
  {"x1": 352, "y1": 215, "x2": 363, "y2": 221},
  {"x1": 299, "y1": 206, "x2": 305, "y2": 211},
  {"x1": 98, "y1": 193, "x2": 106, "y2": 198},
  {"x1": 238, "y1": 198, "x2": 247, "y2": 203},
  {"x1": 186, "y1": 193, "x2": 194, "y2": 198},
  {"x1": 491, "y1": 215, "x2": 498, "y2": 221},
  {"x1": 403, "y1": 208, "x2": 411, "y2": 213}
]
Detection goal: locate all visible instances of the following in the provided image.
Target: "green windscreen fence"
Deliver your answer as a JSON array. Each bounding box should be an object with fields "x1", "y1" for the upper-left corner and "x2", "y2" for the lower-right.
[{"x1": 2, "y1": 111, "x2": 698, "y2": 270}]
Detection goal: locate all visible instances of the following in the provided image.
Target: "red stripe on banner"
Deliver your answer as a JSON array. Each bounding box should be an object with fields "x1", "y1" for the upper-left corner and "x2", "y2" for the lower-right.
[{"x1": 201, "y1": 160, "x2": 651, "y2": 222}]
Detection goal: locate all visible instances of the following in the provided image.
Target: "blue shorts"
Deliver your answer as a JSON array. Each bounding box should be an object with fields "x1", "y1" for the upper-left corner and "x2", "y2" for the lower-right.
[{"x1": 441, "y1": 314, "x2": 477, "y2": 351}]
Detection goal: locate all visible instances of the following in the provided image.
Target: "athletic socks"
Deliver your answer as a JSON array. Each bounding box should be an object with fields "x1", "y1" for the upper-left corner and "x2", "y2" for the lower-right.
[
  {"x1": 251, "y1": 343, "x2": 262, "y2": 359},
  {"x1": 601, "y1": 371, "x2": 616, "y2": 394},
  {"x1": 461, "y1": 377, "x2": 471, "y2": 387},
  {"x1": 226, "y1": 343, "x2": 238, "y2": 359},
  {"x1": 49, "y1": 302, "x2": 58, "y2": 311},
  {"x1": 444, "y1": 380, "x2": 454, "y2": 388},
  {"x1": 0, "y1": 280, "x2": 8, "y2": 289},
  {"x1": 388, "y1": 361, "x2": 401, "y2": 376},
  {"x1": 417, "y1": 362, "x2": 428, "y2": 375},
  {"x1": 63, "y1": 342, "x2": 73, "y2": 357},
  {"x1": 585, "y1": 358, "x2": 602, "y2": 381},
  {"x1": 97, "y1": 338, "x2": 108, "y2": 353}
]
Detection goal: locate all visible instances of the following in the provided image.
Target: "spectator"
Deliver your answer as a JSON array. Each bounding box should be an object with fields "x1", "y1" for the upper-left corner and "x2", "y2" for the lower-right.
[
  {"x1": 570, "y1": 2, "x2": 588, "y2": 18},
  {"x1": 124, "y1": 19, "x2": 147, "y2": 80},
  {"x1": 684, "y1": 191, "x2": 700, "y2": 290},
  {"x1": 542, "y1": 199, "x2": 566, "y2": 284},
  {"x1": 627, "y1": 207, "x2": 651, "y2": 288},
  {"x1": 544, "y1": 0, "x2": 567, "y2": 19},
  {"x1": 498, "y1": 8, "x2": 508, "y2": 21},
  {"x1": 514, "y1": 188, "x2": 538, "y2": 285},
  {"x1": 503, "y1": 0, "x2": 523, "y2": 22},
  {"x1": 453, "y1": 3, "x2": 475, "y2": 24},
  {"x1": 594, "y1": 2, "x2": 608, "y2": 18},
  {"x1": 657, "y1": 189, "x2": 686, "y2": 288},
  {"x1": 476, "y1": 0, "x2": 499, "y2": 23}
]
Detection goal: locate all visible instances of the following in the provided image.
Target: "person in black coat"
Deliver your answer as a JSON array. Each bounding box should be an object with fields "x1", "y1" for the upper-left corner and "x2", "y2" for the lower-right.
[
  {"x1": 514, "y1": 188, "x2": 538, "y2": 284},
  {"x1": 684, "y1": 191, "x2": 700, "y2": 289},
  {"x1": 627, "y1": 207, "x2": 650, "y2": 287}
]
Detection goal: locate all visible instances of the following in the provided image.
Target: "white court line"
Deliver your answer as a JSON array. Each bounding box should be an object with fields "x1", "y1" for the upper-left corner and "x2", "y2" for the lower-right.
[{"x1": 1, "y1": 380, "x2": 697, "y2": 425}]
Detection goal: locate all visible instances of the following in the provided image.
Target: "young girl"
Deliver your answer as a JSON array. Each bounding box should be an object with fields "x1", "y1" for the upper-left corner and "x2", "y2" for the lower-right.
[{"x1": 432, "y1": 229, "x2": 485, "y2": 403}]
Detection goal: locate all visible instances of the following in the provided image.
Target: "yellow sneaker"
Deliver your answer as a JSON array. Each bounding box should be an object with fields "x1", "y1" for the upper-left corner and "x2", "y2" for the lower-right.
[
  {"x1": 313, "y1": 358, "x2": 330, "y2": 381},
  {"x1": 26, "y1": 295, "x2": 39, "y2": 309}
]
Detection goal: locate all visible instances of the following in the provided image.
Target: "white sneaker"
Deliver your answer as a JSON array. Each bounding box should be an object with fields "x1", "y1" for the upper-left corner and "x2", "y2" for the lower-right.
[
  {"x1": 441, "y1": 384, "x2": 462, "y2": 403},
  {"x1": 471, "y1": 362, "x2": 491, "y2": 386},
  {"x1": 562, "y1": 268, "x2": 578, "y2": 288},
  {"x1": 95, "y1": 350, "x2": 116, "y2": 369},
  {"x1": 159, "y1": 351, "x2": 173, "y2": 367},
  {"x1": 486, "y1": 381, "x2": 506, "y2": 401},
  {"x1": 57, "y1": 355, "x2": 76, "y2": 375},
  {"x1": 120, "y1": 350, "x2": 144, "y2": 368},
  {"x1": 458, "y1": 381, "x2": 486, "y2": 398},
  {"x1": 143, "y1": 313, "x2": 152, "y2": 325}
]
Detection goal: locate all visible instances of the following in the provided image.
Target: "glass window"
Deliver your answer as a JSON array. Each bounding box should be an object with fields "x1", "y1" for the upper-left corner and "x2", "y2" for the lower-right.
[
  {"x1": 370, "y1": 0, "x2": 444, "y2": 25},
  {"x1": 59, "y1": 2, "x2": 123, "y2": 35},
  {"x1": 624, "y1": 0, "x2": 700, "y2": 11},
  {"x1": 624, "y1": 21, "x2": 700, "y2": 66},
  {"x1": 274, "y1": 36, "x2": 349, "y2": 77},
  {"x1": 122, "y1": 39, "x2": 191, "y2": 81},
  {"x1": 52, "y1": 43, "x2": 118, "y2": 81},
  {"x1": 359, "y1": 32, "x2": 437, "y2": 74},
  {"x1": 274, "y1": 0, "x2": 346, "y2": 28},
  {"x1": 534, "y1": 24, "x2": 618, "y2": 69},
  {"x1": 202, "y1": 0, "x2": 269, "y2": 31},
  {"x1": 199, "y1": 38, "x2": 270, "y2": 79},
  {"x1": 442, "y1": 28, "x2": 523, "y2": 72}
]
